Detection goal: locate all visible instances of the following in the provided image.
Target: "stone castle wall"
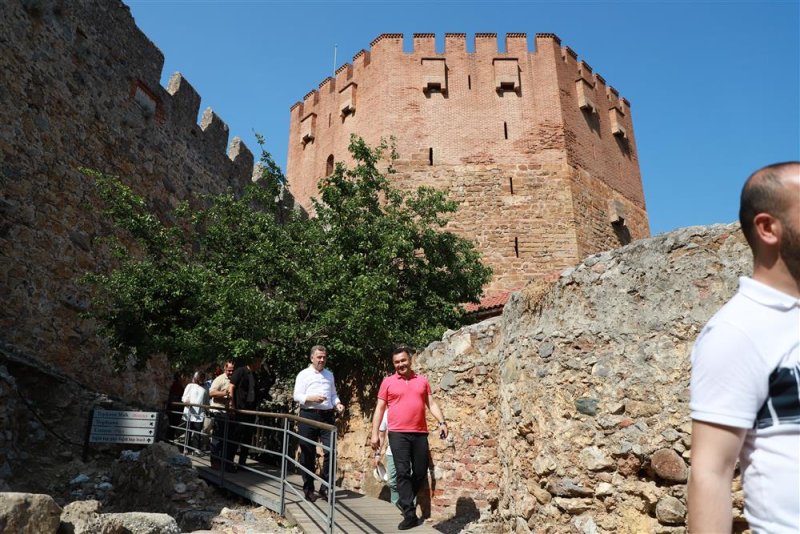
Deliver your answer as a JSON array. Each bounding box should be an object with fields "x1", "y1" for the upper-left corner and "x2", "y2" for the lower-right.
[
  {"x1": 286, "y1": 33, "x2": 650, "y2": 295},
  {"x1": 334, "y1": 223, "x2": 750, "y2": 533},
  {"x1": 0, "y1": 0, "x2": 255, "y2": 404}
]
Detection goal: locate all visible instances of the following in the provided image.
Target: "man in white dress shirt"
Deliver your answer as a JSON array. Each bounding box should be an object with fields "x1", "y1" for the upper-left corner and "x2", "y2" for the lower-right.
[{"x1": 293, "y1": 345, "x2": 345, "y2": 502}]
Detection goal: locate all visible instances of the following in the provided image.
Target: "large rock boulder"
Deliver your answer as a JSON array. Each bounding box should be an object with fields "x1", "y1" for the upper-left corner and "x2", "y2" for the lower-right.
[
  {"x1": 110, "y1": 442, "x2": 208, "y2": 515},
  {"x1": 0, "y1": 492, "x2": 62, "y2": 533},
  {"x1": 58, "y1": 499, "x2": 102, "y2": 534}
]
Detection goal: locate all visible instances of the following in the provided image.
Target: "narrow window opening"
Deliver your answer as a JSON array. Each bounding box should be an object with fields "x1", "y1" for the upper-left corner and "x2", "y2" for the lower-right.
[
  {"x1": 514, "y1": 237, "x2": 519, "y2": 258},
  {"x1": 428, "y1": 147, "x2": 434, "y2": 166},
  {"x1": 504, "y1": 122, "x2": 508, "y2": 139},
  {"x1": 326, "y1": 154, "x2": 334, "y2": 176},
  {"x1": 468, "y1": 75, "x2": 471, "y2": 90},
  {"x1": 509, "y1": 177, "x2": 514, "y2": 195},
  {"x1": 328, "y1": 113, "x2": 331, "y2": 127}
]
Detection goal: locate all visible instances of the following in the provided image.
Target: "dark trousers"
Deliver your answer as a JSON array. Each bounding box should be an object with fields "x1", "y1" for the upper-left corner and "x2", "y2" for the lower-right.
[
  {"x1": 210, "y1": 411, "x2": 232, "y2": 464},
  {"x1": 388, "y1": 432, "x2": 429, "y2": 520},
  {"x1": 232, "y1": 413, "x2": 256, "y2": 465},
  {"x1": 298, "y1": 409, "x2": 335, "y2": 492},
  {"x1": 183, "y1": 420, "x2": 203, "y2": 453}
]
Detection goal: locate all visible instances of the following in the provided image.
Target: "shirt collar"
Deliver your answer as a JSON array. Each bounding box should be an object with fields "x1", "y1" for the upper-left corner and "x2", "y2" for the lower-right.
[
  {"x1": 393, "y1": 371, "x2": 416, "y2": 380},
  {"x1": 739, "y1": 276, "x2": 800, "y2": 310}
]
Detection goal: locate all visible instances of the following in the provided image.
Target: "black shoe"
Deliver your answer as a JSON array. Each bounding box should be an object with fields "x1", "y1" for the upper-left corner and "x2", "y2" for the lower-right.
[
  {"x1": 223, "y1": 463, "x2": 238, "y2": 473},
  {"x1": 318, "y1": 488, "x2": 328, "y2": 501},
  {"x1": 398, "y1": 516, "x2": 419, "y2": 530},
  {"x1": 304, "y1": 489, "x2": 317, "y2": 502}
]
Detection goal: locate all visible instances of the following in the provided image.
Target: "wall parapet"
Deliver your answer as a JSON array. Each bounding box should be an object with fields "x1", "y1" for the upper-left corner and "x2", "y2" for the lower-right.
[{"x1": 289, "y1": 31, "x2": 632, "y2": 118}]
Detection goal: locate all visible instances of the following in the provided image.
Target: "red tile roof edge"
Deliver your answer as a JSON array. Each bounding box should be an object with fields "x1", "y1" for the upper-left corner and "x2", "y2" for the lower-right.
[{"x1": 464, "y1": 289, "x2": 519, "y2": 313}]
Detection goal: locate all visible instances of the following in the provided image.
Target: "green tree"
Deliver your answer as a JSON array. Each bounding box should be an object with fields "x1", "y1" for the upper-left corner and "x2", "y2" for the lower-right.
[{"x1": 82, "y1": 136, "x2": 491, "y2": 380}]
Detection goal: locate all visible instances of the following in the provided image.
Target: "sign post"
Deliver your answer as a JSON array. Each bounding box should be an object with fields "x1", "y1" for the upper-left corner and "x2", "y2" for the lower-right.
[{"x1": 83, "y1": 409, "x2": 160, "y2": 459}]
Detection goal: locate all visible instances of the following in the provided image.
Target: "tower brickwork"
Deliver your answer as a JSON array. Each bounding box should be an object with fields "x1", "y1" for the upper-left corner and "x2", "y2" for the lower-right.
[{"x1": 286, "y1": 33, "x2": 650, "y2": 296}]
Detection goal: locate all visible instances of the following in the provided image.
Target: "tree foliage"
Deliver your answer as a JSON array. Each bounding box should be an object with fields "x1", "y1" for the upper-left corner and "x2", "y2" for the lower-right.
[{"x1": 82, "y1": 136, "x2": 491, "y2": 380}]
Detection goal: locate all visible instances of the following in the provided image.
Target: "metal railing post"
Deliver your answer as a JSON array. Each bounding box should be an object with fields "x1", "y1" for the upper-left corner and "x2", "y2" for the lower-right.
[
  {"x1": 280, "y1": 417, "x2": 289, "y2": 515},
  {"x1": 182, "y1": 407, "x2": 190, "y2": 453},
  {"x1": 221, "y1": 414, "x2": 229, "y2": 482},
  {"x1": 328, "y1": 427, "x2": 337, "y2": 534}
]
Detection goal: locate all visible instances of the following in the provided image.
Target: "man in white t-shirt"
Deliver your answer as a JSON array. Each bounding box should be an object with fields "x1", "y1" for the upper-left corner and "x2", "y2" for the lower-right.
[{"x1": 689, "y1": 161, "x2": 800, "y2": 533}]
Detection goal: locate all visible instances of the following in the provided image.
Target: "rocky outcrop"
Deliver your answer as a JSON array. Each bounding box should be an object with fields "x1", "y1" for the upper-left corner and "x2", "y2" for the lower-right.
[
  {"x1": 82, "y1": 512, "x2": 181, "y2": 534},
  {"x1": 0, "y1": 492, "x2": 62, "y2": 533},
  {"x1": 336, "y1": 223, "x2": 750, "y2": 533},
  {"x1": 110, "y1": 443, "x2": 211, "y2": 516}
]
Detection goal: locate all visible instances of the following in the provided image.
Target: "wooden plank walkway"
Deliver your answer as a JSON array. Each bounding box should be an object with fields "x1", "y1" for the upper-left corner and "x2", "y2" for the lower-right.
[{"x1": 191, "y1": 455, "x2": 439, "y2": 534}]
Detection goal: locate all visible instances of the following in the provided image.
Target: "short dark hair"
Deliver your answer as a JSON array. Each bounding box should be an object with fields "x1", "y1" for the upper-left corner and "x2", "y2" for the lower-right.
[
  {"x1": 310, "y1": 345, "x2": 327, "y2": 356},
  {"x1": 739, "y1": 161, "x2": 800, "y2": 248},
  {"x1": 391, "y1": 344, "x2": 414, "y2": 358}
]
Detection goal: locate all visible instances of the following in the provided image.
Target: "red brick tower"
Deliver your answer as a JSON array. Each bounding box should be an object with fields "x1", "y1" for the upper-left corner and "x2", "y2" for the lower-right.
[{"x1": 286, "y1": 33, "x2": 649, "y2": 297}]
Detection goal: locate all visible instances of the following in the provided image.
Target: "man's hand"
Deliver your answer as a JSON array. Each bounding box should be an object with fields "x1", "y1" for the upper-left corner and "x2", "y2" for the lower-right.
[
  {"x1": 370, "y1": 433, "x2": 380, "y2": 451},
  {"x1": 336, "y1": 402, "x2": 345, "y2": 414},
  {"x1": 306, "y1": 394, "x2": 327, "y2": 403}
]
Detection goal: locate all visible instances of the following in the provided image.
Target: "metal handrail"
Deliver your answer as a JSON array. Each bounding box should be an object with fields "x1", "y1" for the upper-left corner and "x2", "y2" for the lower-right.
[{"x1": 165, "y1": 402, "x2": 337, "y2": 533}]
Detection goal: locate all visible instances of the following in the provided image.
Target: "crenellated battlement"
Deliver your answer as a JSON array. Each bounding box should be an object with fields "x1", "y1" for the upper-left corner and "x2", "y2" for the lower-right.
[
  {"x1": 289, "y1": 32, "x2": 632, "y2": 117},
  {"x1": 1, "y1": 0, "x2": 262, "y2": 409}
]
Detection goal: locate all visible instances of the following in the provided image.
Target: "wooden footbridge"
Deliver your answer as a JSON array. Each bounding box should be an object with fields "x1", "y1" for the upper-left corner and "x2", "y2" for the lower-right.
[
  {"x1": 169, "y1": 404, "x2": 439, "y2": 534},
  {"x1": 191, "y1": 456, "x2": 439, "y2": 533}
]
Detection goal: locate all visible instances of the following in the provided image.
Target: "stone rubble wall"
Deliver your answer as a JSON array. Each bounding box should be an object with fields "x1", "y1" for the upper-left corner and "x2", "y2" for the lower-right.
[
  {"x1": 0, "y1": 0, "x2": 256, "y2": 405},
  {"x1": 336, "y1": 223, "x2": 750, "y2": 533}
]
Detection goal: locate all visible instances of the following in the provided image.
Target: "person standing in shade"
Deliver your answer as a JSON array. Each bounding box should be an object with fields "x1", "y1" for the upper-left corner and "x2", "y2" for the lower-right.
[
  {"x1": 688, "y1": 162, "x2": 800, "y2": 533},
  {"x1": 228, "y1": 358, "x2": 263, "y2": 467},
  {"x1": 208, "y1": 361, "x2": 235, "y2": 470},
  {"x1": 293, "y1": 345, "x2": 345, "y2": 502},
  {"x1": 181, "y1": 371, "x2": 208, "y2": 454},
  {"x1": 371, "y1": 345, "x2": 448, "y2": 531}
]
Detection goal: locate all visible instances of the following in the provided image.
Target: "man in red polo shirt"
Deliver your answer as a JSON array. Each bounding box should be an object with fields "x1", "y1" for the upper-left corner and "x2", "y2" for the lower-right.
[{"x1": 371, "y1": 345, "x2": 448, "y2": 531}]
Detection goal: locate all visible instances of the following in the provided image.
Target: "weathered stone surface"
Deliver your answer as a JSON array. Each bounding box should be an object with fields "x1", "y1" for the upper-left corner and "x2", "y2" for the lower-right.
[
  {"x1": 0, "y1": 0, "x2": 306, "y2": 490},
  {"x1": 575, "y1": 398, "x2": 599, "y2": 416},
  {"x1": 655, "y1": 495, "x2": 686, "y2": 525},
  {"x1": 650, "y1": 449, "x2": 688, "y2": 482},
  {"x1": 110, "y1": 443, "x2": 208, "y2": 516},
  {"x1": 0, "y1": 492, "x2": 62, "y2": 534},
  {"x1": 89, "y1": 512, "x2": 180, "y2": 534},
  {"x1": 59, "y1": 499, "x2": 102, "y2": 534},
  {"x1": 553, "y1": 497, "x2": 594, "y2": 514},
  {"x1": 548, "y1": 478, "x2": 593, "y2": 498},
  {"x1": 580, "y1": 446, "x2": 613, "y2": 471},
  {"x1": 334, "y1": 223, "x2": 749, "y2": 531}
]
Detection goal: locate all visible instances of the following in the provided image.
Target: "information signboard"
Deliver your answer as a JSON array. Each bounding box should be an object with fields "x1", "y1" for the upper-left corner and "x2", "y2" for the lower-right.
[{"x1": 88, "y1": 410, "x2": 158, "y2": 445}]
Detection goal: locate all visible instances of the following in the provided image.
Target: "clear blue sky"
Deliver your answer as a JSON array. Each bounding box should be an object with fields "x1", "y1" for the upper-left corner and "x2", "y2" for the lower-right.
[{"x1": 127, "y1": 0, "x2": 799, "y2": 236}]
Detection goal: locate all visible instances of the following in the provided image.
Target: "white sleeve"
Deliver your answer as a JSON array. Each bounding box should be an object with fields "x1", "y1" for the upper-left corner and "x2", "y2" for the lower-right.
[
  {"x1": 293, "y1": 369, "x2": 307, "y2": 404},
  {"x1": 379, "y1": 410, "x2": 388, "y2": 432},
  {"x1": 690, "y1": 322, "x2": 770, "y2": 429}
]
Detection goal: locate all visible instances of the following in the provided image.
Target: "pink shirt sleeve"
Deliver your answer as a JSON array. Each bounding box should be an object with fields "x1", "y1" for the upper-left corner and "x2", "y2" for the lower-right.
[{"x1": 378, "y1": 377, "x2": 390, "y2": 401}]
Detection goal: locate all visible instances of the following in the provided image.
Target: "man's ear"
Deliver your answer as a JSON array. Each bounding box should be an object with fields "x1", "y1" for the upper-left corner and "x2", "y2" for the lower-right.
[{"x1": 752, "y1": 212, "x2": 781, "y2": 247}]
